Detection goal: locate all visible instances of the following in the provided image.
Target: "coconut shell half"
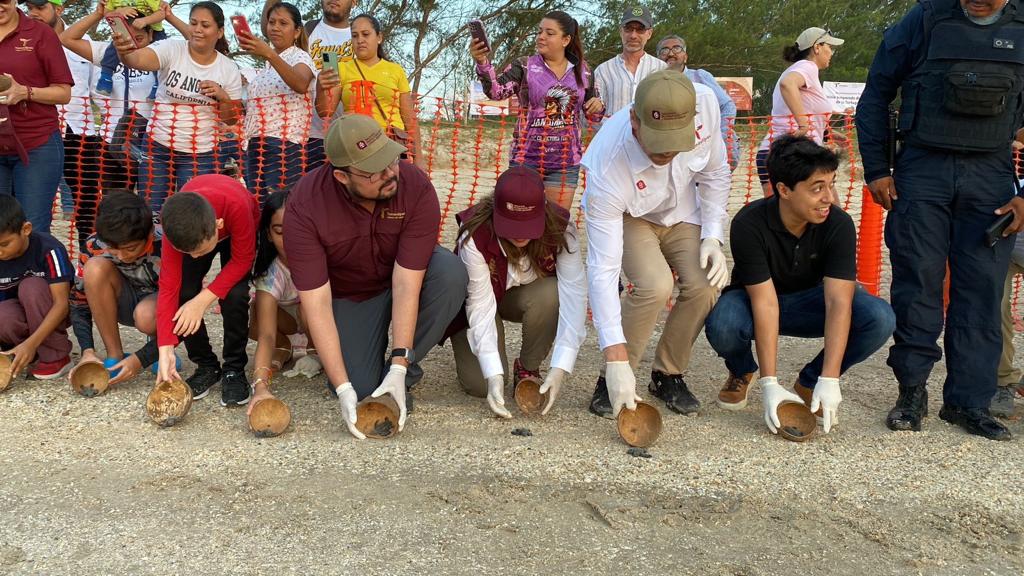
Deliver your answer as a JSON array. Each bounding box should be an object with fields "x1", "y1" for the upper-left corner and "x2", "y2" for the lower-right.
[
  {"x1": 248, "y1": 398, "x2": 291, "y2": 438},
  {"x1": 0, "y1": 354, "x2": 12, "y2": 392},
  {"x1": 146, "y1": 379, "x2": 193, "y2": 427},
  {"x1": 69, "y1": 360, "x2": 110, "y2": 398},
  {"x1": 513, "y1": 376, "x2": 548, "y2": 416},
  {"x1": 616, "y1": 401, "x2": 663, "y2": 448},
  {"x1": 776, "y1": 401, "x2": 818, "y2": 442},
  {"x1": 355, "y1": 396, "x2": 400, "y2": 439}
]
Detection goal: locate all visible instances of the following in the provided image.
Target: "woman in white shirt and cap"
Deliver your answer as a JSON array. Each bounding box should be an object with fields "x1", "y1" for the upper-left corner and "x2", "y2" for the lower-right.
[{"x1": 448, "y1": 166, "x2": 587, "y2": 417}]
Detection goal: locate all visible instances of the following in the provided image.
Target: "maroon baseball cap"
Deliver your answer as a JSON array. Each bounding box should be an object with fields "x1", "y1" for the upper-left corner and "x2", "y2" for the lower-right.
[{"x1": 493, "y1": 166, "x2": 546, "y2": 240}]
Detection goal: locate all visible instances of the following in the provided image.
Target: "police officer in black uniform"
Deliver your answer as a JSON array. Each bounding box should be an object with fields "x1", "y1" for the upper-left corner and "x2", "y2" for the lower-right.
[
  {"x1": 856, "y1": 0, "x2": 1024, "y2": 440},
  {"x1": 856, "y1": 0, "x2": 1024, "y2": 438}
]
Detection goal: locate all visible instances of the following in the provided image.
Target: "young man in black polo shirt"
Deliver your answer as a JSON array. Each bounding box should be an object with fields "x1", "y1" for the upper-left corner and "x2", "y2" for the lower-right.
[{"x1": 704, "y1": 135, "x2": 895, "y2": 434}]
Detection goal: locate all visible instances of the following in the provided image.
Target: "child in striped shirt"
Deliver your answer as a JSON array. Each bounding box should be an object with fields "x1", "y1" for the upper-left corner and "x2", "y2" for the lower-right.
[{"x1": 0, "y1": 196, "x2": 73, "y2": 381}]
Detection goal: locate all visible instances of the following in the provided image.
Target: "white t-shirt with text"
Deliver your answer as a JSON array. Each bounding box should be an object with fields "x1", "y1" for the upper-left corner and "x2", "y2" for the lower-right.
[
  {"x1": 306, "y1": 21, "x2": 351, "y2": 140},
  {"x1": 148, "y1": 39, "x2": 243, "y2": 153},
  {"x1": 88, "y1": 40, "x2": 157, "y2": 144}
]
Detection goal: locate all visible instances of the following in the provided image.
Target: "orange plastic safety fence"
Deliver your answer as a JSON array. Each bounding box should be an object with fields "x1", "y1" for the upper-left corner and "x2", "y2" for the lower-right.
[{"x1": 46, "y1": 93, "x2": 1024, "y2": 327}]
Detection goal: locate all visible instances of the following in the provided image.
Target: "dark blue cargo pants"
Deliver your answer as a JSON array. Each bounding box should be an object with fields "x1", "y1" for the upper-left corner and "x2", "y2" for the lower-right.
[{"x1": 886, "y1": 145, "x2": 1015, "y2": 408}]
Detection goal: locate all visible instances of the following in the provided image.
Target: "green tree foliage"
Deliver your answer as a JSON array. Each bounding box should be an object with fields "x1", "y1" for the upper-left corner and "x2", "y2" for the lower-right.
[{"x1": 588, "y1": 0, "x2": 916, "y2": 113}]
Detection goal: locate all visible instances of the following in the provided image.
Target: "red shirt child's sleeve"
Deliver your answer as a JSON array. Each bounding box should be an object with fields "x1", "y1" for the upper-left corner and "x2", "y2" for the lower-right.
[{"x1": 156, "y1": 240, "x2": 183, "y2": 347}]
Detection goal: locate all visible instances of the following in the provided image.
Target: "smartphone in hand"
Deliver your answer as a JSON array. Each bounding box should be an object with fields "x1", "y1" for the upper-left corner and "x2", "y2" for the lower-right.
[
  {"x1": 230, "y1": 14, "x2": 254, "y2": 39},
  {"x1": 985, "y1": 211, "x2": 1014, "y2": 247},
  {"x1": 106, "y1": 14, "x2": 140, "y2": 50},
  {"x1": 321, "y1": 51, "x2": 341, "y2": 76},
  {"x1": 468, "y1": 19, "x2": 490, "y2": 52}
]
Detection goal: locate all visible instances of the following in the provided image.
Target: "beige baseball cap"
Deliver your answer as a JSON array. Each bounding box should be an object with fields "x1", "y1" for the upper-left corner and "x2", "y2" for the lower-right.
[
  {"x1": 632, "y1": 70, "x2": 697, "y2": 154},
  {"x1": 796, "y1": 27, "x2": 844, "y2": 50},
  {"x1": 325, "y1": 114, "x2": 407, "y2": 174}
]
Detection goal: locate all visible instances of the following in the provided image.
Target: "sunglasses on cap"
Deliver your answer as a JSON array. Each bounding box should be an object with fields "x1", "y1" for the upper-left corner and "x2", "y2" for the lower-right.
[{"x1": 814, "y1": 28, "x2": 835, "y2": 46}]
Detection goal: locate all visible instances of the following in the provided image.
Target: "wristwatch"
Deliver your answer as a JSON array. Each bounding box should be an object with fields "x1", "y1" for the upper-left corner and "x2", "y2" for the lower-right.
[{"x1": 390, "y1": 348, "x2": 415, "y2": 363}]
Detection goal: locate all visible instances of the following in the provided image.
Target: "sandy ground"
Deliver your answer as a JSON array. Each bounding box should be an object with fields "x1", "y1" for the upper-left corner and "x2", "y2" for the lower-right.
[
  {"x1": 1, "y1": 315, "x2": 1022, "y2": 576},
  {"x1": 3, "y1": 145, "x2": 1020, "y2": 575}
]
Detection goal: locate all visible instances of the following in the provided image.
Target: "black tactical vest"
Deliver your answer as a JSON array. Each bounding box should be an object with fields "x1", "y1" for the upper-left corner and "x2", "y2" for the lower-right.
[{"x1": 899, "y1": 0, "x2": 1024, "y2": 152}]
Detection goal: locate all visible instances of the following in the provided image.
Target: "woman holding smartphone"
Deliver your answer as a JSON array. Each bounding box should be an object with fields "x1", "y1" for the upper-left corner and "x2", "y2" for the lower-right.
[
  {"x1": 314, "y1": 14, "x2": 425, "y2": 171},
  {"x1": 237, "y1": 2, "x2": 315, "y2": 199},
  {"x1": 0, "y1": 0, "x2": 72, "y2": 234},
  {"x1": 471, "y1": 11, "x2": 603, "y2": 210},
  {"x1": 112, "y1": 1, "x2": 243, "y2": 212}
]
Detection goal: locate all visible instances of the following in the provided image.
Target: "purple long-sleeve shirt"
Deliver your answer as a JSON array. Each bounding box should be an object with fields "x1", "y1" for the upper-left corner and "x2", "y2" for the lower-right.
[{"x1": 476, "y1": 54, "x2": 598, "y2": 173}]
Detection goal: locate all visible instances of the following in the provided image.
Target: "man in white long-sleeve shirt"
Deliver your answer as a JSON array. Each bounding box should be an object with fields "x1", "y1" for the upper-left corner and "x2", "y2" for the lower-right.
[{"x1": 582, "y1": 70, "x2": 731, "y2": 418}]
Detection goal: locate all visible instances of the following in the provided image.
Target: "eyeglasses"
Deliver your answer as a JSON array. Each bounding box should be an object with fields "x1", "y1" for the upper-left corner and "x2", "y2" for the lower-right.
[
  {"x1": 336, "y1": 158, "x2": 400, "y2": 183},
  {"x1": 658, "y1": 45, "x2": 685, "y2": 56}
]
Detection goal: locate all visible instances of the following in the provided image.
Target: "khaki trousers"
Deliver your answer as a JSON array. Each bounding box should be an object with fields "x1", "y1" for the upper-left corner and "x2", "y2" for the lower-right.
[
  {"x1": 452, "y1": 276, "x2": 559, "y2": 397},
  {"x1": 621, "y1": 216, "x2": 718, "y2": 375},
  {"x1": 999, "y1": 260, "x2": 1024, "y2": 386}
]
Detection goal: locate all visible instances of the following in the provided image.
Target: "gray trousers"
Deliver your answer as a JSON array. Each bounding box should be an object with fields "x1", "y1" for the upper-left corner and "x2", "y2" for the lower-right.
[
  {"x1": 451, "y1": 276, "x2": 559, "y2": 397},
  {"x1": 331, "y1": 247, "x2": 468, "y2": 399}
]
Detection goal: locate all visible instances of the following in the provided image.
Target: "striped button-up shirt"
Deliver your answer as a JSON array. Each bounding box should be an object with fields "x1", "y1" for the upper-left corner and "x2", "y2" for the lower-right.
[{"x1": 593, "y1": 52, "x2": 666, "y2": 116}]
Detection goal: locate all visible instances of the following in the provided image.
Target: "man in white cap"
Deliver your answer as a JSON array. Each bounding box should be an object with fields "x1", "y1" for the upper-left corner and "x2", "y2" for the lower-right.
[
  {"x1": 582, "y1": 70, "x2": 731, "y2": 418},
  {"x1": 283, "y1": 114, "x2": 468, "y2": 439}
]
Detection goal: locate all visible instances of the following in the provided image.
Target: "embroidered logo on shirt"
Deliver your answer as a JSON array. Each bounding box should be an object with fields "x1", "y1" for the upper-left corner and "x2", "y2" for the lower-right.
[
  {"x1": 636, "y1": 180, "x2": 646, "y2": 190},
  {"x1": 15, "y1": 38, "x2": 33, "y2": 52},
  {"x1": 381, "y1": 209, "x2": 405, "y2": 220}
]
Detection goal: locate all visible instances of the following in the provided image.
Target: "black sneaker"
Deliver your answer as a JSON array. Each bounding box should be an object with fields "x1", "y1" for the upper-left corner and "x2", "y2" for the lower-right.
[
  {"x1": 648, "y1": 371, "x2": 700, "y2": 415},
  {"x1": 589, "y1": 376, "x2": 614, "y2": 419},
  {"x1": 221, "y1": 371, "x2": 252, "y2": 407},
  {"x1": 186, "y1": 365, "x2": 222, "y2": 400}
]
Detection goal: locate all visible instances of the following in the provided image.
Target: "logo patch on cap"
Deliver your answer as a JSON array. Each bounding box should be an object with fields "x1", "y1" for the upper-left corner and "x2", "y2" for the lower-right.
[
  {"x1": 506, "y1": 202, "x2": 536, "y2": 213},
  {"x1": 632, "y1": 7, "x2": 643, "y2": 15},
  {"x1": 357, "y1": 140, "x2": 367, "y2": 149},
  {"x1": 652, "y1": 110, "x2": 661, "y2": 120}
]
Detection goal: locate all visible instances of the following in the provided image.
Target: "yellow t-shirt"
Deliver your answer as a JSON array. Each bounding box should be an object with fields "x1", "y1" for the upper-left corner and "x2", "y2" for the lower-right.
[
  {"x1": 340, "y1": 58, "x2": 410, "y2": 130},
  {"x1": 106, "y1": 0, "x2": 163, "y2": 31}
]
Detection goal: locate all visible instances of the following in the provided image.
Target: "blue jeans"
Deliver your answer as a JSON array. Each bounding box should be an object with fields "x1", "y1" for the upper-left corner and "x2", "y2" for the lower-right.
[
  {"x1": 887, "y1": 145, "x2": 1014, "y2": 408},
  {"x1": 0, "y1": 130, "x2": 63, "y2": 234},
  {"x1": 138, "y1": 138, "x2": 219, "y2": 213},
  {"x1": 704, "y1": 285, "x2": 895, "y2": 388},
  {"x1": 303, "y1": 138, "x2": 326, "y2": 172},
  {"x1": 245, "y1": 136, "x2": 305, "y2": 199}
]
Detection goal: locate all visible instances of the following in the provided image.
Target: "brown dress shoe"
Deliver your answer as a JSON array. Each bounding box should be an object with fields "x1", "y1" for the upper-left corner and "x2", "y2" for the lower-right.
[
  {"x1": 793, "y1": 380, "x2": 823, "y2": 417},
  {"x1": 717, "y1": 372, "x2": 754, "y2": 410}
]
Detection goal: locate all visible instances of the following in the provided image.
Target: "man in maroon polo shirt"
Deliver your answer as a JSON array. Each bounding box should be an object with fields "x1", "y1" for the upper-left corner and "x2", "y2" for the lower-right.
[
  {"x1": 284, "y1": 114, "x2": 468, "y2": 440},
  {"x1": 0, "y1": 0, "x2": 72, "y2": 234}
]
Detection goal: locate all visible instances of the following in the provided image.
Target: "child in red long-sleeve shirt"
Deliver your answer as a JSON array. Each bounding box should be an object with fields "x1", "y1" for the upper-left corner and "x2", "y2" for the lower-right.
[{"x1": 156, "y1": 174, "x2": 259, "y2": 406}]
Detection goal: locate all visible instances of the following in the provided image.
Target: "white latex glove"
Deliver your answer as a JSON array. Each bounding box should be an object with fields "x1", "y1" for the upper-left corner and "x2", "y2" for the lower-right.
[
  {"x1": 606, "y1": 361, "x2": 641, "y2": 416},
  {"x1": 283, "y1": 354, "x2": 322, "y2": 378},
  {"x1": 699, "y1": 238, "x2": 729, "y2": 290},
  {"x1": 486, "y1": 374, "x2": 511, "y2": 419},
  {"x1": 810, "y1": 376, "x2": 842, "y2": 433},
  {"x1": 370, "y1": 364, "x2": 408, "y2": 432},
  {"x1": 761, "y1": 376, "x2": 805, "y2": 434},
  {"x1": 538, "y1": 367, "x2": 567, "y2": 415},
  {"x1": 336, "y1": 382, "x2": 364, "y2": 440}
]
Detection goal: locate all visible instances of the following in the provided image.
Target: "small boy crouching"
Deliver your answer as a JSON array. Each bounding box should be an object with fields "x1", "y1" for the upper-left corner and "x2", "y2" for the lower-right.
[
  {"x1": 156, "y1": 175, "x2": 259, "y2": 407},
  {"x1": 70, "y1": 192, "x2": 165, "y2": 386},
  {"x1": 0, "y1": 196, "x2": 73, "y2": 380}
]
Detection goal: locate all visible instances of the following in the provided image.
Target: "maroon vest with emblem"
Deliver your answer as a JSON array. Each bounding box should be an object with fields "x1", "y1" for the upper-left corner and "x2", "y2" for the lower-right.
[{"x1": 442, "y1": 202, "x2": 570, "y2": 338}]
